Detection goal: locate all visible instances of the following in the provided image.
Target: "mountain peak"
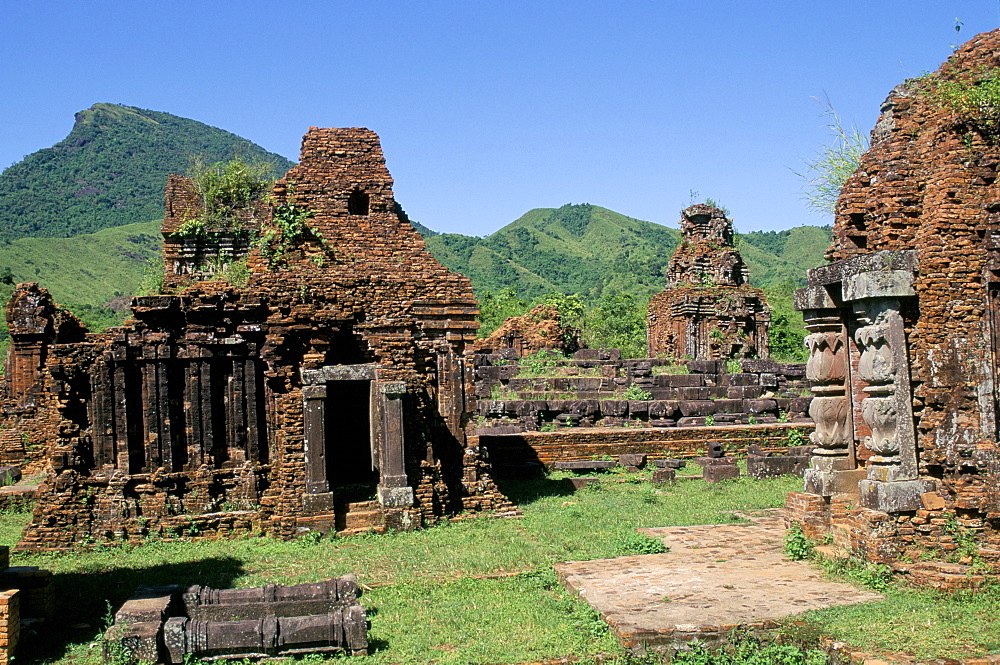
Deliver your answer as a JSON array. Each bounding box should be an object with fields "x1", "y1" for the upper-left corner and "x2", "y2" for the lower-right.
[{"x1": 0, "y1": 105, "x2": 295, "y2": 241}]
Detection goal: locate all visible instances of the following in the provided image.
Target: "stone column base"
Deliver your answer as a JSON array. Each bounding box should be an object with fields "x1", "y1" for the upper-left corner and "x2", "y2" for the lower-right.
[
  {"x1": 859, "y1": 479, "x2": 935, "y2": 512},
  {"x1": 377, "y1": 485, "x2": 414, "y2": 508},
  {"x1": 302, "y1": 492, "x2": 334, "y2": 513},
  {"x1": 803, "y1": 467, "x2": 867, "y2": 499}
]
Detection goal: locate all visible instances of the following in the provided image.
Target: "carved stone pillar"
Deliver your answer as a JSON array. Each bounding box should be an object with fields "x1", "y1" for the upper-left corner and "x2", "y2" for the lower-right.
[
  {"x1": 302, "y1": 385, "x2": 333, "y2": 511},
  {"x1": 796, "y1": 284, "x2": 865, "y2": 497},
  {"x1": 376, "y1": 382, "x2": 413, "y2": 508},
  {"x1": 843, "y1": 270, "x2": 932, "y2": 511}
]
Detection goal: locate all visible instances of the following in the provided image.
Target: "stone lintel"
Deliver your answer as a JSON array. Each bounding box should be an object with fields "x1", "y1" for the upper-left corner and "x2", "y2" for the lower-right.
[
  {"x1": 843, "y1": 270, "x2": 916, "y2": 302},
  {"x1": 302, "y1": 364, "x2": 378, "y2": 385}
]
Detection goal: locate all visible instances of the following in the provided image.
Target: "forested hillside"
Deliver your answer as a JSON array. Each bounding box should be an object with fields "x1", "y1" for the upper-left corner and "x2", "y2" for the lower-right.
[
  {"x1": 425, "y1": 204, "x2": 680, "y2": 301},
  {"x1": 0, "y1": 103, "x2": 295, "y2": 240},
  {"x1": 425, "y1": 203, "x2": 829, "y2": 300}
]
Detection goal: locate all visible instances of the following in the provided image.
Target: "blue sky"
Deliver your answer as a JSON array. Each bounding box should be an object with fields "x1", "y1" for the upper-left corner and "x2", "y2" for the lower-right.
[{"x1": 2, "y1": 1, "x2": 999, "y2": 236}]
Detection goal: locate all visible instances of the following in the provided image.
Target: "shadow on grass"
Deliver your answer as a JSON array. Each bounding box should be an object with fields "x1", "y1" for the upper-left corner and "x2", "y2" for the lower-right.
[
  {"x1": 18, "y1": 555, "x2": 245, "y2": 664},
  {"x1": 494, "y1": 475, "x2": 577, "y2": 506}
]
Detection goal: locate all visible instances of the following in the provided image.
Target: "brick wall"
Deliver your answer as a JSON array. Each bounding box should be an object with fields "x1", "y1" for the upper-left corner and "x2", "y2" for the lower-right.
[{"x1": 480, "y1": 422, "x2": 812, "y2": 473}]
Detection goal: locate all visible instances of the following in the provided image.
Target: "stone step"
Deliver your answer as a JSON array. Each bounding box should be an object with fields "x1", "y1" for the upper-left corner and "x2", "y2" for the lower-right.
[{"x1": 343, "y1": 509, "x2": 384, "y2": 530}]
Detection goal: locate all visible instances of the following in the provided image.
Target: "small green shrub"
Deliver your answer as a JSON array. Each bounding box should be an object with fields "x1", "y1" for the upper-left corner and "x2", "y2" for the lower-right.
[
  {"x1": 725, "y1": 358, "x2": 742, "y2": 374},
  {"x1": 187, "y1": 156, "x2": 274, "y2": 228},
  {"x1": 783, "y1": 523, "x2": 814, "y2": 561},
  {"x1": 518, "y1": 350, "x2": 568, "y2": 376},
  {"x1": 260, "y1": 199, "x2": 316, "y2": 267},
  {"x1": 219, "y1": 258, "x2": 251, "y2": 288},
  {"x1": 622, "y1": 384, "x2": 652, "y2": 401},
  {"x1": 921, "y1": 67, "x2": 1000, "y2": 135},
  {"x1": 704, "y1": 414, "x2": 716, "y2": 426},
  {"x1": 610, "y1": 530, "x2": 668, "y2": 556},
  {"x1": 674, "y1": 627, "x2": 828, "y2": 664}
]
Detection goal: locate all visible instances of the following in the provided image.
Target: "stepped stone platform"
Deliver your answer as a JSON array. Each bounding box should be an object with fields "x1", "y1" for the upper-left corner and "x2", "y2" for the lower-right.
[{"x1": 554, "y1": 510, "x2": 881, "y2": 656}]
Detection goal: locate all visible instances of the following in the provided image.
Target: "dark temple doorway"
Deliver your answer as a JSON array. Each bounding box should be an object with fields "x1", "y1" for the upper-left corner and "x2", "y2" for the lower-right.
[{"x1": 325, "y1": 379, "x2": 378, "y2": 502}]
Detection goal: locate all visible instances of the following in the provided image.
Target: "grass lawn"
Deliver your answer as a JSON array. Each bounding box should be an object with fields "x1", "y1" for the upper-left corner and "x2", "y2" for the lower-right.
[{"x1": 4, "y1": 466, "x2": 999, "y2": 663}]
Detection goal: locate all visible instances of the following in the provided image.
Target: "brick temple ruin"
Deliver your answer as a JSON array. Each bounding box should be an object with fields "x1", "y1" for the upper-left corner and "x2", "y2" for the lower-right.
[
  {"x1": 2, "y1": 127, "x2": 514, "y2": 549},
  {"x1": 786, "y1": 31, "x2": 1000, "y2": 577},
  {"x1": 647, "y1": 204, "x2": 771, "y2": 361}
]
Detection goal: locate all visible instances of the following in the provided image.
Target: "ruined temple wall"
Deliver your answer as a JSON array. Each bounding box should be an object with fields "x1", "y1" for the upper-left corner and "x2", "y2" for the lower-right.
[
  {"x1": 241, "y1": 128, "x2": 486, "y2": 518},
  {"x1": 12, "y1": 127, "x2": 512, "y2": 550},
  {"x1": 648, "y1": 205, "x2": 770, "y2": 361},
  {"x1": 788, "y1": 32, "x2": 1000, "y2": 569},
  {"x1": 830, "y1": 32, "x2": 1000, "y2": 491},
  {"x1": 647, "y1": 286, "x2": 770, "y2": 361}
]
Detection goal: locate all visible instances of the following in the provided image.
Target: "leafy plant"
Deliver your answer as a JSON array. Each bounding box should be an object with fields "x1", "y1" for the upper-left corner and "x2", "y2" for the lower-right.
[
  {"x1": 219, "y1": 258, "x2": 251, "y2": 288},
  {"x1": 259, "y1": 198, "x2": 317, "y2": 267},
  {"x1": 136, "y1": 260, "x2": 165, "y2": 296},
  {"x1": 783, "y1": 522, "x2": 814, "y2": 561},
  {"x1": 725, "y1": 358, "x2": 742, "y2": 374},
  {"x1": 622, "y1": 384, "x2": 652, "y2": 401},
  {"x1": 920, "y1": 67, "x2": 1000, "y2": 136},
  {"x1": 185, "y1": 155, "x2": 274, "y2": 230},
  {"x1": 704, "y1": 414, "x2": 716, "y2": 426},
  {"x1": 518, "y1": 349, "x2": 567, "y2": 376},
  {"x1": 610, "y1": 530, "x2": 668, "y2": 556}
]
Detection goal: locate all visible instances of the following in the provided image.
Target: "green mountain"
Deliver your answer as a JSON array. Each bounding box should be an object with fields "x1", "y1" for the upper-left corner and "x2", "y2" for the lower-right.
[
  {"x1": 0, "y1": 219, "x2": 163, "y2": 349},
  {"x1": 425, "y1": 203, "x2": 830, "y2": 301},
  {"x1": 0, "y1": 103, "x2": 296, "y2": 240},
  {"x1": 426, "y1": 204, "x2": 681, "y2": 301}
]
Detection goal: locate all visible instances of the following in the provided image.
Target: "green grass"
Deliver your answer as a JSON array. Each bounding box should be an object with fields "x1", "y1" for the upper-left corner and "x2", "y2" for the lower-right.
[
  {"x1": 11, "y1": 468, "x2": 996, "y2": 663},
  {"x1": 2, "y1": 472, "x2": 799, "y2": 664},
  {"x1": 797, "y1": 584, "x2": 1000, "y2": 659}
]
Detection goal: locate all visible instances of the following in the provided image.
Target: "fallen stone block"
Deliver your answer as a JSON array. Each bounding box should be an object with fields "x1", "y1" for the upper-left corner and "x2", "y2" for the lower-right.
[
  {"x1": 693, "y1": 456, "x2": 736, "y2": 468},
  {"x1": 653, "y1": 458, "x2": 686, "y2": 469},
  {"x1": 703, "y1": 465, "x2": 740, "y2": 483},
  {"x1": 652, "y1": 468, "x2": 676, "y2": 484},
  {"x1": 569, "y1": 477, "x2": 600, "y2": 490},
  {"x1": 618, "y1": 454, "x2": 647, "y2": 470}
]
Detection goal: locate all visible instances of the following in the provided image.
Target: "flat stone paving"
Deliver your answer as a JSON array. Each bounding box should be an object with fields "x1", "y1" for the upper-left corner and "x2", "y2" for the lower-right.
[{"x1": 554, "y1": 509, "x2": 882, "y2": 654}]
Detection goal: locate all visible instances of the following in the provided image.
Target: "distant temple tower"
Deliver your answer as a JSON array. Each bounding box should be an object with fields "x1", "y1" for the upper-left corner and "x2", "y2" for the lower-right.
[{"x1": 647, "y1": 204, "x2": 771, "y2": 360}]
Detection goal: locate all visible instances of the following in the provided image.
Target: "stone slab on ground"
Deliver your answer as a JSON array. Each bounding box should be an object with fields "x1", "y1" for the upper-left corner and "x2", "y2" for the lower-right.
[{"x1": 554, "y1": 510, "x2": 882, "y2": 655}]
